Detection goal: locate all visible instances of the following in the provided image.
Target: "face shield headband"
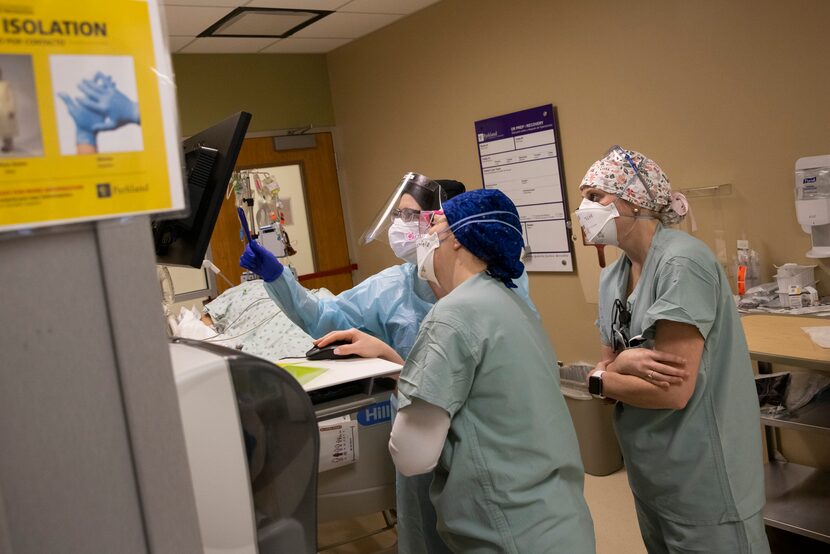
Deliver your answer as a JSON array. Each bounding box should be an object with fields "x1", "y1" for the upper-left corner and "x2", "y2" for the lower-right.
[{"x1": 360, "y1": 172, "x2": 444, "y2": 246}]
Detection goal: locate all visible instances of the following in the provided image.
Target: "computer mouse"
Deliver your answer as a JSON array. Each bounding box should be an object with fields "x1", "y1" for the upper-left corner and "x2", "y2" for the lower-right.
[{"x1": 305, "y1": 340, "x2": 359, "y2": 361}]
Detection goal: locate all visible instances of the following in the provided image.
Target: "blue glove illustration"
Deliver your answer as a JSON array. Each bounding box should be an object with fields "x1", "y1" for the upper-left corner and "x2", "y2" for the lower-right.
[
  {"x1": 57, "y1": 92, "x2": 106, "y2": 147},
  {"x1": 240, "y1": 241, "x2": 284, "y2": 282},
  {"x1": 76, "y1": 72, "x2": 140, "y2": 132}
]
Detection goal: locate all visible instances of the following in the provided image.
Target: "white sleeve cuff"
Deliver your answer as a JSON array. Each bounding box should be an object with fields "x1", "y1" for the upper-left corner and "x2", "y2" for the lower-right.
[{"x1": 388, "y1": 399, "x2": 450, "y2": 477}]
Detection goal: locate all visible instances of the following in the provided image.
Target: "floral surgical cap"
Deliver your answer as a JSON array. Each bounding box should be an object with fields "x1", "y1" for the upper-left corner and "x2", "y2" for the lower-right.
[
  {"x1": 579, "y1": 146, "x2": 688, "y2": 225},
  {"x1": 443, "y1": 189, "x2": 525, "y2": 289}
]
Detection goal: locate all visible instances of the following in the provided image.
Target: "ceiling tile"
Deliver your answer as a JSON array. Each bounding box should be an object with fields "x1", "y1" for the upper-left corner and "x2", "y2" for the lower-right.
[
  {"x1": 292, "y1": 12, "x2": 402, "y2": 38},
  {"x1": 163, "y1": 5, "x2": 235, "y2": 36},
  {"x1": 179, "y1": 37, "x2": 280, "y2": 53},
  {"x1": 162, "y1": 0, "x2": 240, "y2": 6},
  {"x1": 238, "y1": 0, "x2": 351, "y2": 10},
  {"x1": 167, "y1": 36, "x2": 197, "y2": 52},
  {"x1": 211, "y1": 10, "x2": 315, "y2": 36},
  {"x1": 339, "y1": 0, "x2": 440, "y2": 15},
  {"x1": 259, "y1": 37, "x2": 351, "y2": 53}
]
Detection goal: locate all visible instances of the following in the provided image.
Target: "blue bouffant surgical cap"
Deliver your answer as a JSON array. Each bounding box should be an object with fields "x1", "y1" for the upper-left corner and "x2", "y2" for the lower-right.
[{"x1": 443, "y1": 189, "x2": 525, "y2": 289}]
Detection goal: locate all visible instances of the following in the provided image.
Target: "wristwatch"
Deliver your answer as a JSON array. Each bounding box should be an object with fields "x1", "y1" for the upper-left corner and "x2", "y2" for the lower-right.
[{"x1": 588, "y1": 369, "x2": 606, "y2": 399}]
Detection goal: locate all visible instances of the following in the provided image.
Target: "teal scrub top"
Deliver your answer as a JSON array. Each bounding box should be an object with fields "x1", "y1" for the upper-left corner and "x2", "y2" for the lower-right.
[
  {"x1": 398, "y1": 273, "x2": 596, "y2": 554},
  {"x1": 264, "y1": 262, "x2": 537, "y2": 358},
  {"x1": 266, "y1": 263, "x2": 537, "y2": 552},
  {"x1": 597, "y1": 225, "x2": 765, "y2": 525}
]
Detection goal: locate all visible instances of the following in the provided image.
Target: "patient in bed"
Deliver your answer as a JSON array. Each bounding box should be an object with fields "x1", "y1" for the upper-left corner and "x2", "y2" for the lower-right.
[{"x1": 174, "y1": 279, "x2": 320, "y2": 361}]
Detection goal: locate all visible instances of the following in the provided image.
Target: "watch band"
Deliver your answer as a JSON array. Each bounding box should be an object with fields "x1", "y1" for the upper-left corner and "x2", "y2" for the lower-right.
[{"x1": 589, "y1": 369, "x2": 606, "y2": 399}]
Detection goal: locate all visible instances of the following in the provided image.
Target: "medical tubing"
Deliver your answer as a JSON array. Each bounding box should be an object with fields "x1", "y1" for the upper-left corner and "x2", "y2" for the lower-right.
[
  {"x1": 200, "y1": 297, "x2": 272, "y2": 339},
  {"x1": 203, "y1": 311, "x2": 282, "y2": 342},
  {"x1": 217, "y1": 272, "x2": 235, "y2": 288}
]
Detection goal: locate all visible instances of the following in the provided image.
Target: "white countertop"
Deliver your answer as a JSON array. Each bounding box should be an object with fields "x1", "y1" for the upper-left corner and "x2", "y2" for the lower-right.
[{"x1": 278, "y1": 356, "x2": 402, "y2": 392}]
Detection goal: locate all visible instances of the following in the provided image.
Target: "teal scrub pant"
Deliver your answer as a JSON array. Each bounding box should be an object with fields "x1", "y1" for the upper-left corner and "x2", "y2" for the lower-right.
[{"x1": 634, "y1": 497, "x2": 770, "y2": 554}]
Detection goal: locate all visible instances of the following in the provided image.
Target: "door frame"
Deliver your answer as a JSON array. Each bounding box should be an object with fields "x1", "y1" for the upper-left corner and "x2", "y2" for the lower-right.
[{"x1": 208, "y1": 128, "x2": 357, "y2": 296}]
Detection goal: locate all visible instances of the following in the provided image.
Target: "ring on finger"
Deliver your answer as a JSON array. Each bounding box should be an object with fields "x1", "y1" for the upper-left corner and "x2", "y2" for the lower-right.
[{"x1": 648, "y1": 370, "x2": 654, "y2": 380}]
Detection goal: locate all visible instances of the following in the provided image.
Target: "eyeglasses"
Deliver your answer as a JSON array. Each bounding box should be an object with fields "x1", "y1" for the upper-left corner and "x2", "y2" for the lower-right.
[
  {"x1": 611, "y1": 298, "x2": 647, "y2": 352},
  {"x1": 390, "y1": 207, "x2": 421, "y2": 223},
  {"x1": 611, "y1": 299, "x2": 631, "y2": 353},
  {"x1": 604, "y1": 145, "x2": 656, "y2": 202}
]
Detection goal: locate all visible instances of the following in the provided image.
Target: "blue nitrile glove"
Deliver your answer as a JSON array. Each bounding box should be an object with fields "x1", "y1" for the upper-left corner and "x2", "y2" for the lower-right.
[
  {"x1": 77, "y1": 72, "x2": 141, "y2": 132},
  {"x1": 57, "y1": 92, "x2": 105, "y2": 147},
  {"x1": 240, "y1": 241, "x2": 284, "y2": 282}
]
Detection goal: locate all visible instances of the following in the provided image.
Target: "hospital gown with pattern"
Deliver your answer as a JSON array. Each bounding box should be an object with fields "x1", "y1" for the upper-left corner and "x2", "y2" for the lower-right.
[
  {"x1": 204, "y1": 280, "x2": 314, "y2": 360},
  {"x1": 262, "y1": 262, "x2": 537, "y2": 358}
]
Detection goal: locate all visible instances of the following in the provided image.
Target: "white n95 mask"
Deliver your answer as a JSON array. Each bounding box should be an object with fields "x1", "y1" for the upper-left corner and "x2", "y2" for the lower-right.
[
  {"x1": 416, "y1": 233, "x2": 441, "y2": 285},
  {"x1": 388, "y1": 218, "x2": 420, "y2": 263},
  {"x1": 575, "y1": 198, "x2": 619, "y2": 246}
]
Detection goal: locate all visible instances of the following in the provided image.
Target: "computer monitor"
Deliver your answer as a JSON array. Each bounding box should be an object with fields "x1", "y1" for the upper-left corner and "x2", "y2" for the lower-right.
[{"x1": 154, "y1": 111, "x2": 252, "y2": 268}]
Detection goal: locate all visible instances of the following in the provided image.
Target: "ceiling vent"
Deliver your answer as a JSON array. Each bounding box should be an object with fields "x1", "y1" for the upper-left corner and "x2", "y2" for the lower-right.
[{"x1": 199, "y1": 8, "x2": 332, "y2": 39}]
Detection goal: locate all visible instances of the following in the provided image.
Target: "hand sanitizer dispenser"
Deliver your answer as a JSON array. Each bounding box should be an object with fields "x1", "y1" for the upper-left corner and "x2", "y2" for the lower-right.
[{"x1": 795, "y1": 155, "x2": 830, "y2": 258}]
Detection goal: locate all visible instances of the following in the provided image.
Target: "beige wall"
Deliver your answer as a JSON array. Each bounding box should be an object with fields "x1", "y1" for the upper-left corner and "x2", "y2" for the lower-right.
[
  {"x1": 172, "y1": 54, "x2": 334, "y2": 136},
  {"x1": 327, "y1": 0, "x2": 830, "y2": 364}
]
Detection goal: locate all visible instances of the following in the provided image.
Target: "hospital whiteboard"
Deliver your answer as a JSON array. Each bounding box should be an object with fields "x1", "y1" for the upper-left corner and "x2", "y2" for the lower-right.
[{"x1": 474, "y1": 105, "x2": 575, "y2": 272}]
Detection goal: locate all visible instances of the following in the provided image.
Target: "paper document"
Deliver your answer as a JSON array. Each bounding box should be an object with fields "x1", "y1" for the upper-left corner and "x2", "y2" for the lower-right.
[
  {"x1": 318, "y1": 417, "x2": 359, "y2": 472},
  {"x1": 474, "y1": 104, "x2": 575, "y2": 272}
]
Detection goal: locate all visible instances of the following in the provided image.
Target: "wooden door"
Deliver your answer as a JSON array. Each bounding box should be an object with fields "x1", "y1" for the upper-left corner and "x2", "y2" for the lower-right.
[{"x1": 209, "y1": 132, "x2": 354, "y2": 295}]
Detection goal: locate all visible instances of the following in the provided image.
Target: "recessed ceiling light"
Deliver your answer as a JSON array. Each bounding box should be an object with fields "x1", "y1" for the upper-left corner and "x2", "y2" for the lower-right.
[{"x1": 199, "y1": 7, "x2": 332, "y2": 39}]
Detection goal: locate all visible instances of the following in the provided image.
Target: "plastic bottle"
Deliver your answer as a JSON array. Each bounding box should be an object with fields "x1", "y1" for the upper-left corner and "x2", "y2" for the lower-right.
[{"x1": 736, "y1": 240, "x2": 761, "y2": 295}]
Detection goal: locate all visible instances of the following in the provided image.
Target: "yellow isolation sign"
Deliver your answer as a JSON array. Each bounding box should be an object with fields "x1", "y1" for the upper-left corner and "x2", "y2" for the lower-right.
[{"x1": 0, "y1": 0, "x2": 184, "y2": 232}]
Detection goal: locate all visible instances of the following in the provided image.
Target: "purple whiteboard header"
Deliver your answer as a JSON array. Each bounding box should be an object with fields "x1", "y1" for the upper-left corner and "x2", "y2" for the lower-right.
[{"x1": 475, "y1": 104, "x2": 555, "y2": 143}]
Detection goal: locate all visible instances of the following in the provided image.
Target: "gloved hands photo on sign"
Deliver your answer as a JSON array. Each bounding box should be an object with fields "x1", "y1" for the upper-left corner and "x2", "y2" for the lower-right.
[
  {"x1": 76, "y1": 72, "x2": 140, "y2": 131},
  {"x1": 58, "y1": 72, "x2": 141, "y2": 153},
  {"x1": 57, "y1": 92, "x2": 106, "y2": 148},
  {"x1": 240, "y1": 240, "x2": 284, "y2": 283}
]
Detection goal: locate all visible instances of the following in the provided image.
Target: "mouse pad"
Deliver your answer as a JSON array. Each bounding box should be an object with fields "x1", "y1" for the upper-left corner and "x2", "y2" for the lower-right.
[{"x1": 279, "y1": 363, "x2": 328, "y2": 386}]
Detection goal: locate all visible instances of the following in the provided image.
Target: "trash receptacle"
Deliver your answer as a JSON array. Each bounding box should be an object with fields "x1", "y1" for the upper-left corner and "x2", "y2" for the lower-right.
[{"x1": 560, "y1": 363, "x2": 623, "y2": 476}]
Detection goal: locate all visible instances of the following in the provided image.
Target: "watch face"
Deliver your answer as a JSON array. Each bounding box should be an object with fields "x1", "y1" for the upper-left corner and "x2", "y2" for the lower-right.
[{"x1": 588, "y1": 375, "x2": 602, "y2": 396}]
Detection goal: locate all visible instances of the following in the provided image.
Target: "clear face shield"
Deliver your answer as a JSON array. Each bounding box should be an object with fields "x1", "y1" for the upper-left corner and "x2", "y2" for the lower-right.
[{"x1": 360, "y1": 172, "x2": 447, "y2": 246}]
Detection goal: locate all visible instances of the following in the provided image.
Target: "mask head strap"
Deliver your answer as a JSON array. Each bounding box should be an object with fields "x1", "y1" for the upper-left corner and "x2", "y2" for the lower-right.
[{"x1": 603, "y1": 145, "x2": 656, "y2": 202}]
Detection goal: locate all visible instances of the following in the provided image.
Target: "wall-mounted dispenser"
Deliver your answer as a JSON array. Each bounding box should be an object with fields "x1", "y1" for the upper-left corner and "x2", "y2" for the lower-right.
[{"x1": 795, "y1": 155, "x2": 830, "y2": 258}]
